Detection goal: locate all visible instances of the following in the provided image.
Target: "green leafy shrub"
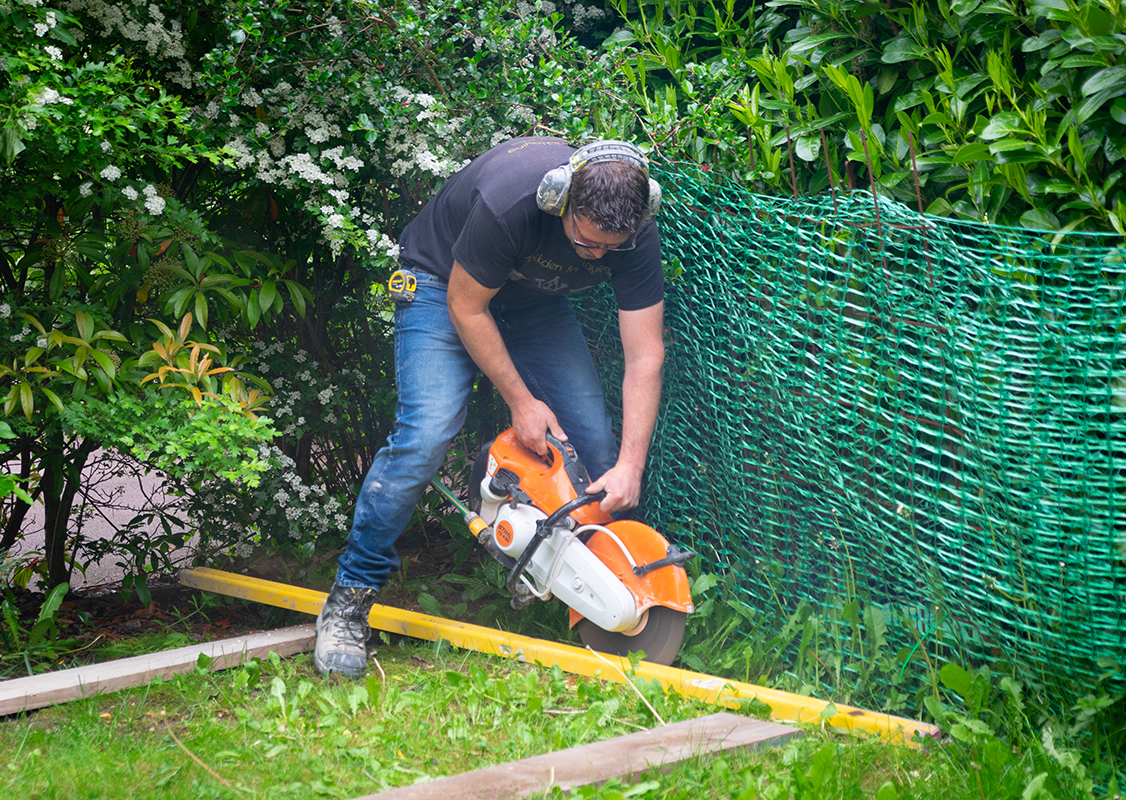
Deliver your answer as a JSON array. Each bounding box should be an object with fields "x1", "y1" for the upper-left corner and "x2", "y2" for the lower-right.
[{"x1": 605, "y1": 0, "x2": 1126, "y2": 233}]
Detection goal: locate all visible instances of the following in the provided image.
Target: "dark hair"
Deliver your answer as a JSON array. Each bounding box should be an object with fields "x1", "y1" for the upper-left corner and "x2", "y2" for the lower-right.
[{"x1": 569, "y1": 160, "x2": 650, "y2": 234}]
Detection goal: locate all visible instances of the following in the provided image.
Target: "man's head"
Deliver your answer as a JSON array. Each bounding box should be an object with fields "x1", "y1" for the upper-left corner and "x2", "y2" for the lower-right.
[
  {"x1": 569, "y1": 160, "x2": 652, "y2": 235},
  {"x1": 535, "y1": 140, "x2": 662, "y2": 236}
]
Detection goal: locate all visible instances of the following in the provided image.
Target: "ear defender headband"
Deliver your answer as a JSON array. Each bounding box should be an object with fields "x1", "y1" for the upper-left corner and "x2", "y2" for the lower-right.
[{"x1": 536, "y1": 140, "x2": 663, "y2": 218}]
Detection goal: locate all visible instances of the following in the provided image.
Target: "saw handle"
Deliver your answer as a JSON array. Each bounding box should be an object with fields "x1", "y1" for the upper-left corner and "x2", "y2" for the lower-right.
[
  {"x1": 505, "y1": 490, "x2": 606, "y2": 597},
  {"x1": 543, "y1": 432, "x2": 597, "y2": 496}
]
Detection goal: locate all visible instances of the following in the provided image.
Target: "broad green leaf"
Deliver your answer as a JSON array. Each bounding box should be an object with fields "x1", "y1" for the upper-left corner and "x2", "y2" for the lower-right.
[
  {"x1": 259, "y1": 279, "x2": 277, "y2": 311},
  {"x1": 989, "y1": 138, "x2": 1035, "y2": 153},
  {"x1": 881, "y1": 36, "x2": 928, "y2": 64},
  {"x1": 75, "y1": 310, "x2": 94, "y2": 341},
  {"x1": 954, "y1": 72, "x2": 988, "y2": 100},
  {"x1": 876, "y1": 67, "x2": 898, "y2": 95},
  {"x1": 1061, "y1": 55, "x2": 1109, "y2": 70},
  {"x1": 0, "y1": 125, "x2": 25, "y2": 164},
  {"x1": 1021, "y1": 30, "x2": 1062, "y2": 52},
  {"x1": 893, "y1": 88, "x2": 926, "y2": 113},
  {"x1": 1027, "y1": 0, "x2": 1070, "y2": 20},
  {"x1": 602, "y1": 29, "x2": 637, "y2": 47},
  {"x1": 1076, "y1": 88, "x2": 1118, "y2": 125},
  {"x1": 980, "y1": 111, "x2": 1026, "y2": 140},
  {"x1": 194, "y1": 292, "x2": 209, "y2": 330},
  {"x1": 40, "y1": 388, "x2": 65, "y2": 414},
  {"x1": 939, "y1": 663, "x2": 974, "y2": 697},
  {"x1": 795, "y1": 135, "x2": 820, "y2": 162},
  {"x1": 790, "y1": 31, "x2": 853, "y2": 56},
  {"x1": 952, "y1": 142, "x2": 993, "y2": 163},
  {"x1": 1087, "y1": 36, "x2": 1124, "y2": 52},
  {"x1": 19, "y1": 382, "x2": 33, "y2": 420},
  {"x1": 1111, "y1": 98, "x2": 1126, "y2": 125},
  {"x1": 247, "y1": 290, "x2": 261, "y2": 329},
  {"x1": 1086, "y1": 5, "x2": 1116, "y2": 37},
  {"x1": 283, "y1": 279, "x2": 307, "y2": 317},
  {"x1": 19, "y1": 313, "x2": 46, "y2": 335},
  {"x1": 203, "y1": 251, "x2": 232, "y2": 269},
  {"x1": 90, "y1": 350, "x2": 117, "y2": 380},
  {"x1": 1020, "y1": 208, "x2": 1060, "y2": 230},
  {"x1": 921, "y1": 111, "x2": 955, "y2": 127},
  {"x1": 1081, "y1": 65, "x2": 1126, "y2": 97},
  {"x1": 950, "y1": 0, "x2": 982, "y2": 14},
  {"x1": 1068, "y1": 127, "x2": 1087, "y2": 174}
]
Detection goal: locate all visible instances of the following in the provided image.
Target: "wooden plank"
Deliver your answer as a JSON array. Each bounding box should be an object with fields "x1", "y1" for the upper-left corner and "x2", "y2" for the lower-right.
[
  {"x1": 353, "y1": 712, "x2": 801, "y2": 800},
  {"x1": 0, "y1": 624, "x2": 315, "y2": 716}
]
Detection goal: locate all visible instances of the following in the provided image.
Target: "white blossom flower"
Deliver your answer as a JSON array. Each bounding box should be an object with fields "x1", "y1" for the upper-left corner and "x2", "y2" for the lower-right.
[
  {"x1": 79, "y1": 182, "x2": 93, "y2": 197},
  {"x1": 100, "y1": 165, "x2": 121, "y2": 181},
  {"x1": 100, "y1": 141, "x2": 112, "y2": 153},
  {"x1": 145, "y1": 195, "x2": 166, "y2": 215},
  {"x1": 121, "y1": 186, "x2": 138, "y2": 200},
  {"x1": 0, "y1": 303, "x2": 10, "y2": 319},
  {"x1": 31, "y1": 87, "x2": 73, "y2": 106},
  {"x1": 44, "y1": 45, "x2": 62, "y2": 60}
]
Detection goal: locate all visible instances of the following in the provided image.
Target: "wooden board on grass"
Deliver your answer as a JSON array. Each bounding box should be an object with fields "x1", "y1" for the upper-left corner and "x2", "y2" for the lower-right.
[
  {"x1": 355, "y1": 712, "x2": 801, "y2": 800},
  {"x1": 0, "y1": 624, "x2": 315, "y2": 716}
]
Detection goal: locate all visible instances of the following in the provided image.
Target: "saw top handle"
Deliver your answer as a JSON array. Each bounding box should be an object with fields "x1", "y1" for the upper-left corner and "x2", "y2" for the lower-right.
[{"x1": 543, "y1": 432, "x2": 599, "y2": 498}]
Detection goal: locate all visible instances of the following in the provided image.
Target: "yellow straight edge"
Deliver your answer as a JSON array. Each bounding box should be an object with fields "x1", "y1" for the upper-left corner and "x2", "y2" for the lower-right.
[{"x1": 181, "y1": 567, "x2": 938, "y2": 746}]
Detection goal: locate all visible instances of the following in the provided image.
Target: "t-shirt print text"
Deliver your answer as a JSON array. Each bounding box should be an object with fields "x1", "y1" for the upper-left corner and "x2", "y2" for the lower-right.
[{"x1": 535, "y1": 275, "x2": 569, "y2": 292}]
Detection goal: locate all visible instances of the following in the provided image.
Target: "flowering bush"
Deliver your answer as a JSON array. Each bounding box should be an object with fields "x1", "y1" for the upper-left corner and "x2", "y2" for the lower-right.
[{"x1": 0, "y1": 0, "x2": 633, "y2": 588}]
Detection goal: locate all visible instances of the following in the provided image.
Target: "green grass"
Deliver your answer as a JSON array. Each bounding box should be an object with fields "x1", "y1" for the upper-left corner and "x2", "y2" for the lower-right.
[
  {"x1": 1, "y1": 633, "x2": 1111, "y2": 800},
  {"x1": 2, "y1": 536, "x2": 1120, "y2": 799}
]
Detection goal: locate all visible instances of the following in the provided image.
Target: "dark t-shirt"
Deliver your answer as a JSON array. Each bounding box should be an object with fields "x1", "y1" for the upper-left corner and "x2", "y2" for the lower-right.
[{"x1": 398, "y1": 137, "x2": 663, "y2": 311}]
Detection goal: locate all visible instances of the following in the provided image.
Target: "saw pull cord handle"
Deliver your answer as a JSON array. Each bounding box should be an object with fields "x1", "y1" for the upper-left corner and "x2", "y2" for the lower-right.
[{"x1": 505, "y1": 490, "x2": 607, "y2": 597}]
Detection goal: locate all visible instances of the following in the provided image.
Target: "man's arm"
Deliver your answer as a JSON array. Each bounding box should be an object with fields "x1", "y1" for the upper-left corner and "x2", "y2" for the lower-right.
[
  {"x1": 586, "y1": 301, "x2": 665, "y2": 513},
  {"x1": 447, "y1": 261, "x2": 565, "y2": 457}
]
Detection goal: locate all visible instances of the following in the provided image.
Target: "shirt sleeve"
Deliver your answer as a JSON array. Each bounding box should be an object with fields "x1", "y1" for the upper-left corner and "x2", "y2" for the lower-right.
[{"x1": 610, "y1": 224, "x2": 664, "y2": 311}]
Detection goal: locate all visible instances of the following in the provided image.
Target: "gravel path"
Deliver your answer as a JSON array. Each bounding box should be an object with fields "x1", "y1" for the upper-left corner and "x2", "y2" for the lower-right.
[{"x1": 11, "y1": 453, "x2": 189, "y2": 590}]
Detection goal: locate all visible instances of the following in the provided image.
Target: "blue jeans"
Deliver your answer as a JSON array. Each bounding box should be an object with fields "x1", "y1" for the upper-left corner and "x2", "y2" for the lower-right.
[{"x1": 335, "y1": 271, "x2": 617, "y2": 591}]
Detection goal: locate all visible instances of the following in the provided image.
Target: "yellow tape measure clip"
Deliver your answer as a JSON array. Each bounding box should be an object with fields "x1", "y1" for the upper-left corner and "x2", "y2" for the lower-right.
[{"x1": 388, "y1": 269, "x2": 417, "y2": 302}]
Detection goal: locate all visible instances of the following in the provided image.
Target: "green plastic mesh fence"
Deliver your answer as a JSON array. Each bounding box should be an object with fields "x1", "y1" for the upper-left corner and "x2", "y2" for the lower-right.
[{"x1": 586, "y1": 163, "x2": 1126, "y2": 693}]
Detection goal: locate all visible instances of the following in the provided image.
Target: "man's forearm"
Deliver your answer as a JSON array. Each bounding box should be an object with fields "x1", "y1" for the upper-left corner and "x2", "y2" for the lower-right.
[
  {"x1": 447, "y1": 262, "x2": 564, "y2": 454},
  {"x1": 617, "y1": 356, "x2": 663, "y2": 475},
  {"x1": 447, "y1": 264, "x2": 534, "y2": 411},
  {"x1": 614, "y1": 301, "x2": 666, "y2": 478}
]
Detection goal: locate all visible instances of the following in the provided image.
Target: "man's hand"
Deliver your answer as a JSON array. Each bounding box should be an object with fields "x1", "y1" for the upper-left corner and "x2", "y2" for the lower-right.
[
  {"x1": 586, "y1": 463, "x2": 643, "y2": 514},
  {"x1": 511, "y1": 397, "x2": 567, "y2": 459}
]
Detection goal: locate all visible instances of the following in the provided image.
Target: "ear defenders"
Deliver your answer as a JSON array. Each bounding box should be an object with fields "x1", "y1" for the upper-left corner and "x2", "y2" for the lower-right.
[{"x1": 536, "y1": 140, "x2": 662, "y2": 218}]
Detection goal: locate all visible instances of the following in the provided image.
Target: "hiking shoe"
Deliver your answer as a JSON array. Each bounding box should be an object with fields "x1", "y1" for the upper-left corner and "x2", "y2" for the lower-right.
[{"x1": 314, "y1": 583, "x2": 377, "y2": 678}]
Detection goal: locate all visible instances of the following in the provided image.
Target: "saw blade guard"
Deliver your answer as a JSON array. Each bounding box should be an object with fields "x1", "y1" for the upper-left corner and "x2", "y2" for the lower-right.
[{"x1": 567, "y1": 519, "x2": 694, "y2": 630}]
